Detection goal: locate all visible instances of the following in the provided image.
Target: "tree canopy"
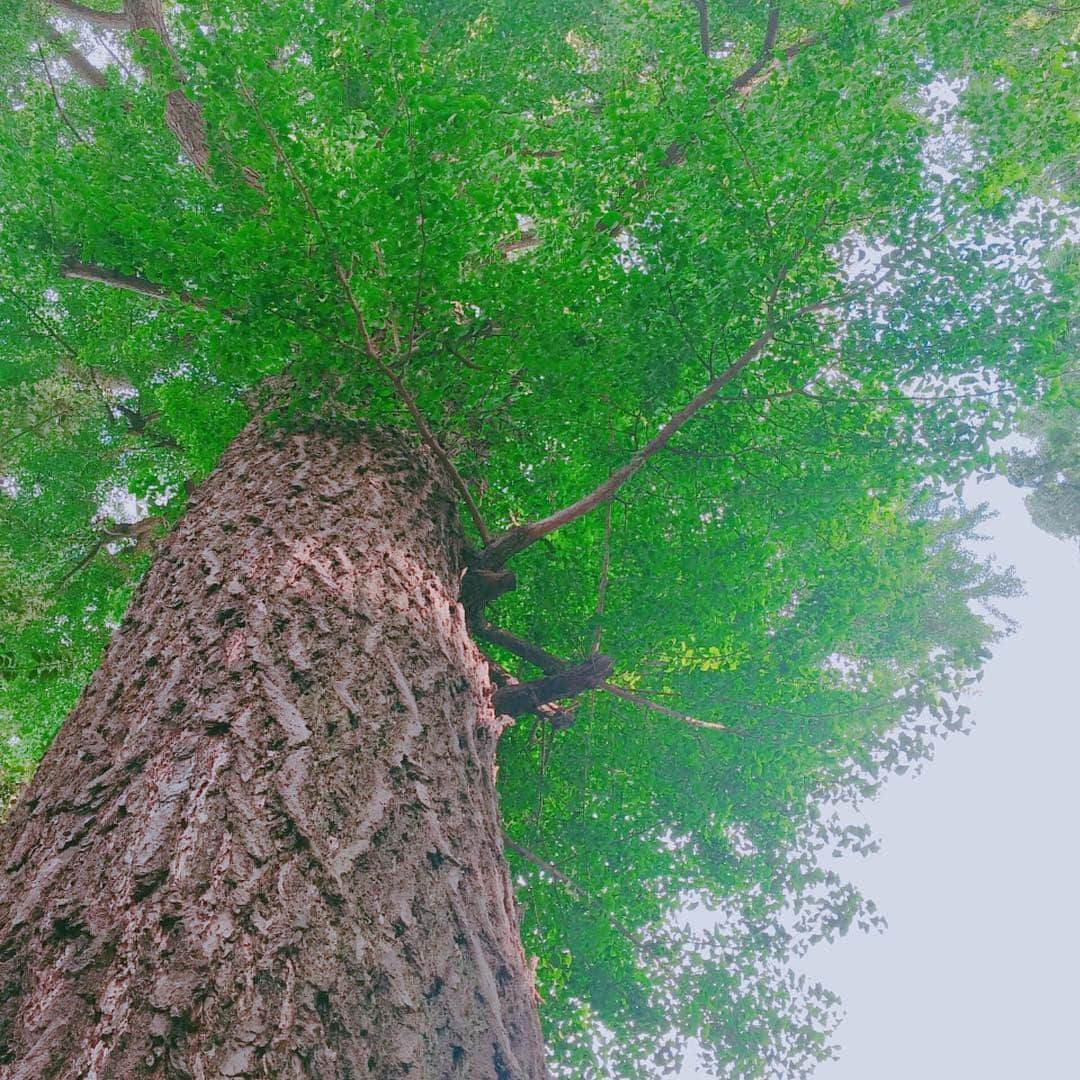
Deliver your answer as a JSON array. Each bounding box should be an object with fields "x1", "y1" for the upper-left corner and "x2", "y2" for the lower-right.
[{"x1": 0, "y1": 0, "x2": 1075, "y2": 1075}]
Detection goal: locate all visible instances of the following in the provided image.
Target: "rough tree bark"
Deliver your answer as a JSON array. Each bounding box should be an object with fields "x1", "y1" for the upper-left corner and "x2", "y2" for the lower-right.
[{"x1": 0, "y1": 420, "x2": 548, "y2": 1078}]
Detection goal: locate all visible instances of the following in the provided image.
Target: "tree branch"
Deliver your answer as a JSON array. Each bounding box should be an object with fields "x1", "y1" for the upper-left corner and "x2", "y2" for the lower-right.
[
  {"x1": 60, "y1": 257, "x2": 212, "y2": 310},
  {"x1": 502, "y1": 832, "x2": 584, "y2": 897},
  {"x1": 476, "y1": 622, "x2": 563, "y2": 673},
  {"x1": 493, "y1": 655, "x2": 614, "y2": 717},
  {"x1": 477, "y1": 325, "x2": 777, "y2": 569},
  {"x1": 485, "y1": 657, "x2": 576, "y2": 730},
  {"x1": 502, "y1": 833, "x2": 652, "y2": 953},
  {"x1": 763, "y1": 5, "x2": 781, "y2": 54},
  {"x1": 591, "y1": 499, "x2": 612, "y2": 655},
  {"x1": 732, "y1": 2, "x2": 911, "y2": 95},
  {"x1": 691, "y1": 0, "x2": 710, "y2": 56},
  {"x1": 36, "y1": 46, "x2": 92, "y2": 146},
  {"x1": 48, "y1": 0, "x2": 129, "y2": 31},
  {"x1": 460, "y1": 567, "x2": 516, "y2": 621},
  {"x1": 477, "y1": 623, "x2": 743, "y2": 734},
  {"x1": 600, "y1": 682, "x2": 746, "y2": 735},
  {"x1": 44, "y1": 29, "x2": 108, "y2": 90}
]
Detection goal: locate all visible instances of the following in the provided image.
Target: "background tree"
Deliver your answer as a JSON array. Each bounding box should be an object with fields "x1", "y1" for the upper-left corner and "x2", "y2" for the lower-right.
[{"x1": 0, "y1": 1, "x2": 1074, "y2": 1076}]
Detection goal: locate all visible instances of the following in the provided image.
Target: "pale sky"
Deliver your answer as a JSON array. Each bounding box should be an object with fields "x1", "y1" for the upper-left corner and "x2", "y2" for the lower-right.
[{"x1": 803, "y1": 474, "x2": 1080, "y2": 1079}]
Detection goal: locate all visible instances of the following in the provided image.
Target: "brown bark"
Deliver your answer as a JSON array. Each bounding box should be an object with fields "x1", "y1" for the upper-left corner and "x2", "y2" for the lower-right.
[{"x1": 0, "y1": 421, "x2": 547, "y2": 1078}]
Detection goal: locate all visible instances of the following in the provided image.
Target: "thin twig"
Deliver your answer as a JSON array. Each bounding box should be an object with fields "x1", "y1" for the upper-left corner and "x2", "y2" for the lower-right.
[
  {"x1": 36, "y1": 46, "x2": 91, "y2": 146},
  {"x1": 2, "y1": 284, "x2": 79, "y2": 357},
  {"x1": 591, "y1": 416, "x2": 615, "y2": 654},
  {"x1": 600, "y1": 682, "x2": 749, "y2": 735},
  {"x1": 591, "y1": 501, "x2": 612, "y2": 655},
  {"x1": 476, "y1": 316, "x2": 791, "y2": 569},
  {"x1": 502, "y1": 832, "x2": 584, "y2": 897},
  {"x1": 502, "y1": 832, "x2": 649, "y2": 952},
  {"x1": 765, "y1": 202, "x2": 832, "y2": 320},
  {"x1": 400, "y1": 84, "x2": 429, "y2": 360}
]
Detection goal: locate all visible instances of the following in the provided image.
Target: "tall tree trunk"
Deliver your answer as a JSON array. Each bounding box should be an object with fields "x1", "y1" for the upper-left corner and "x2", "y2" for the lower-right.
[{"x1": 0, "y1": 421, "x2": 547, "y2": 1079}]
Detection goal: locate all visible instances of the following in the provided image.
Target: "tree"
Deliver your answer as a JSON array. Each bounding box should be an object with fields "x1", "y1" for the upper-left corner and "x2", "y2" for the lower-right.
[{"x1": 0, "y1": 1, "x2": 1073, "y2": 1076}]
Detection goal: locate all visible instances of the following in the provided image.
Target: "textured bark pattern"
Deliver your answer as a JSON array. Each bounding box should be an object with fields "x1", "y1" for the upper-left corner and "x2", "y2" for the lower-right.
[{"x1": 0, "y1": 423, "x2": 547, "y2": 1079}]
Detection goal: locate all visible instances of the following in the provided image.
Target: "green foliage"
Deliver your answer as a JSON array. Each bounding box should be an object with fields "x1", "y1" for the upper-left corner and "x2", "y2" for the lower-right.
[
  {"x1": 0, "y1": 0, "x2": 1074, "y2": 1074},
  {"x1": 1006, "y1": 266, "x2": 1080, "y2": 543}
]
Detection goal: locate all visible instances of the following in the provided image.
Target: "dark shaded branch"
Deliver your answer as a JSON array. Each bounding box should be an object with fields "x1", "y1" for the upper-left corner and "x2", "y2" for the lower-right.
[
  {"x1": 54, "y1": 515, "x2": 164, "y2": 589},
  {"x1": 732, "y1": 2, "x2": 910, "y2": 95},
  {"x1": 44, "y1": 29, "x2": 108, "y2": 89},
  {"x1": 48, "y1": 0, "x2": 128, "y2": 30},
  {"x1": 460, "y1": 567, "x2": 516, "y2": 621},
  {"x1": 493, "y1": 655, "x2": 613, "y2": 717},
  {"x1": 763, "y1": 5, "x2": 781, "y2": 53},
  {"x1": 36, "y1": 45, "x2": 91, "y2": 145},
  {"x1": 730, "y1": 6, "x2": 782, "y2": 89},
  {"x1": 477, "y1": 325, "x2": 777, "y2": 569},
  {"x1": 485, "y1": 657, "x2": 576, "y2": 730},
  {"x1": 476, "y1": 622, "x2": 561, "y2": 673},
  {"x1": 691, "y1": 0, "x2": 710, "y2": 56}
]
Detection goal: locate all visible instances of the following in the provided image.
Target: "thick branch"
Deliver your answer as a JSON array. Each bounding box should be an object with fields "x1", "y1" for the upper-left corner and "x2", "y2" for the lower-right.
[
  {"x1": 460, "y1": 567, "x2": 516, "y2": 621},
  {"x1": 762, "y1": 5, "x2": 781, "y2": 54},
  {"x1": 485, "y1": 658, "x2": 576, "y2": 730},
  {"x1": 691, "y1": 0, "x2": 710, "y2": 56},
  {"x1": 477, "y1": 327, "x2": 776, "y2": 569},
  {"x1": 730, "y1": 6, "x2": 784, "y2": 90},
  {"x1": 476, "y1": 622, "x2": 561, "y2": 674},
  {"x1": 122, "y1": 0, "x2": 211, "y2": 172},
  {"x1": 60, "y1": 257, "x2": 211, "y2": 310},
  {"x1": 44, "y1": 29, "x2": 108, "y2": 89},
  {"x1": 493, "y1": 655, "x2": 613, "y2": 718},
  {"x1": 48, "y1": 0, "x2": 129, "y2": 30},
  {"x1": 732, "y1": 2, "x2": 910, "y2": 95}
]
